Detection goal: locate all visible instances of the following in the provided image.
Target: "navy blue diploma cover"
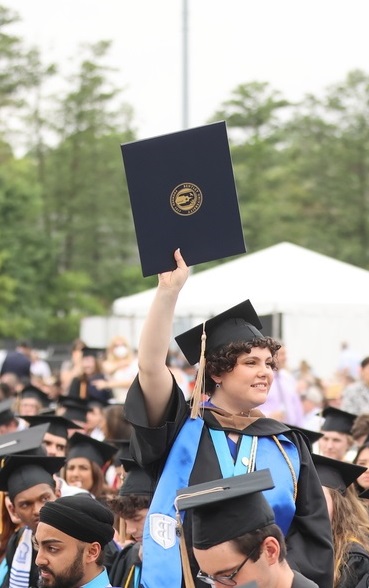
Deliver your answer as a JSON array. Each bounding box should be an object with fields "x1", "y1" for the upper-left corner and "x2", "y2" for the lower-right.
[{"x1": 121, "y1": 121, "x2": 246, "y2": 277}]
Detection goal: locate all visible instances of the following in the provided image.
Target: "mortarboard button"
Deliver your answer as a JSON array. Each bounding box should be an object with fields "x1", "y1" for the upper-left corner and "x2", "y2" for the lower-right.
[
  {"x1": 312, "y1": 453, "x2": 366, "y2": 494},
  {"x1": 175, "y1": 299, "x2": 263, "y2": 366},
  {"x1": 175, "y1": 469, "x2": 275, "y2": 549}
]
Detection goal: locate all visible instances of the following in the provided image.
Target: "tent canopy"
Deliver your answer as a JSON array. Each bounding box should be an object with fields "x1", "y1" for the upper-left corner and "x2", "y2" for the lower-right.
[{"x1": 112, "y1": 242, "x2": 369, "y2": 319}]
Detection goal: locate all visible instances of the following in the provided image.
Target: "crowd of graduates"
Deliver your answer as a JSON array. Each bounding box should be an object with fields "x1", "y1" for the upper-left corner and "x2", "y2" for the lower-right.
[{"x1": 0, "y1": 297, "x2": 369, "y2": 588}]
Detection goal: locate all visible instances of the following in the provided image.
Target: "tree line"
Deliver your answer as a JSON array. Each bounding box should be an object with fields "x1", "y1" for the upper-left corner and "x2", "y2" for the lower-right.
[{"x1": 1, "y1": 5, "x2": 368, "y2": 342}]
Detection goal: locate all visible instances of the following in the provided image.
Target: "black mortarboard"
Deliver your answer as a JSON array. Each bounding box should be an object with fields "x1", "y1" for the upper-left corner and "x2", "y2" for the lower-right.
[
  {"x1": 289, "y1": 426, "x2": 323, "y2": 448},
  {"x1": 121, "y1": 121, "x2": 246, "y2": 277},
  {"x1": 66, "y1": 432, "x2": 117, "y2": 468},
  {"x1": 58, "y1": 398, "x2": 89, "y2": 423},
  {"x1": 119, "y1": 458, "x2": 154, "y2": 497},
  {"x1": 359, "y1": 488, "x2": 369, "y2": 499},
  {"x1": 0, "y1": 398, "x2": 16, "y2": 426},
  {"x1": 21, "y1": 415, "x2": 83, "y2": 439},
  {"x1": 0, "y1": 454, "x2": 65, "y2": 501},
  {"x1": 0, "y1": 423, "x2": 50, "y2": 457},
  {"x1": 19, "y1": 384, "x2": 49, "y2": 408},
  {"x1": 321, "y1": 407, "x2": 357, "y2": 434},
  {"x1": 108, "y1": 439, "x2": 132, "y2": 466},
  {"x1": 312, "y1": 453, "x2": 366, "y2": 494},
  {"x1": 175, "y1": 300, "x2": 263, "y2": 366},
  {"x1": 81, "y1": 347, "x2": 106, "y2": 359},
  {"x1": 175, "y1": 470, "x2": 275, "y2": 549}
]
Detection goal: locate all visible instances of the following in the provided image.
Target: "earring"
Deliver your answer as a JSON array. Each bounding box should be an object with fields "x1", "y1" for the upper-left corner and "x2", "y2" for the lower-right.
[{"x1": 215, "y1": 383, "x2": 221, "y2": 389}]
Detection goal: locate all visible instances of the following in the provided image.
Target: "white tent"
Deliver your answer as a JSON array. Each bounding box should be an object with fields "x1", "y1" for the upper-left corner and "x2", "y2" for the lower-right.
[{"x1": 88, "y1": 242, "x2": 369, "y2": 378}]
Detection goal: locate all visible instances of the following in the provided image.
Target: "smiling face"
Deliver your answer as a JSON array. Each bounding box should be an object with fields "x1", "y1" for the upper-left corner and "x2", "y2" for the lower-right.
[
  {"x1": 65, "y1": 458, "x2": 93, "y2": 491},
  {"x1": 211, "y1": 347, "x2": 275, "y2": 414}
]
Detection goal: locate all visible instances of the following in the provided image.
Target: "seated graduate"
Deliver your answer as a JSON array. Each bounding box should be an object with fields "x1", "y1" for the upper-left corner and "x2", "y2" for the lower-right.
[
  {"x1": 107, "y1": 459, "x2": 154, "y2": 588},
  {"x1": 175, "y1": 469, "x2": 318, "y2": 588},
  {"x1": 35, "y1": 494, "x2": 115, "y2": 588}
]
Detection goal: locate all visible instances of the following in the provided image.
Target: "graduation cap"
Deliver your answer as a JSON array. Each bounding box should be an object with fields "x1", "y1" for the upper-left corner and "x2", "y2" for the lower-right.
[
  {"x1": 108, "y1": 439, "x2": 132, "y2": 466},
  {"x1": 19, "y1": 384, "x2": 50, "y2": 408},
  {"x1": 288, "y1": 426, "x2": 323, "y2": 448},
  {"x1": 0, "y1": 454, "x2": 65, "y2": 501},
  {"x1": 175, "y1": 300, "x2": 263, "y2": 367},
  {"x1": 175, "y1": 469, "x2": 275, "y2": 549},
  {"x1": 21, "y1": 415, "x2": 83, "y2": 440},
  {"x1": 58, "y1": 398, "x2": 90, "y2": 423},
  {"x1": 359, "y1": 488, "x2": 369, "y2": 500},
  {"x1": 321, "y1": 407, "x2": 357, "y2": 434},
  {"x1": 66, "y1": 432, "x2": 117, "y2": 468},
  {"x1": 119, "y1": 458, "x2": 154, "y2": 497},
  {"x1": 312, "y1": 453, "x2": 366, "y2": 494},
  {"x1": 0, "y1": 398, "x2": 16, "y2": 426},
  {"x1": 0, "y1": 423, "x2": 50, "y2": 457},
  {"x1": 121, "y1": 121, "x2": 246, "y2": 277}
]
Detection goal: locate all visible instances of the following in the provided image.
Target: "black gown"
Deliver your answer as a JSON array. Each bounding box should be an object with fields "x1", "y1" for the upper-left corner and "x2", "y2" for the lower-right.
[
  {"x1": 337, "y1": 542, "x2": 369, "y2": 588},
  {"x1": 124, "y1": 376, "x2": 334, "y2": 588}
]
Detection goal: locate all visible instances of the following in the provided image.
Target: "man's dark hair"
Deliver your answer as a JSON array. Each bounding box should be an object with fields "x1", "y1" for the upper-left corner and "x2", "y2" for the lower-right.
[
  {"x1": 107, "y1": 494, "x2": 151, "y2": 519},
  {"x1": 231, "y1": 524, "x2": 287, "y2": 563}
]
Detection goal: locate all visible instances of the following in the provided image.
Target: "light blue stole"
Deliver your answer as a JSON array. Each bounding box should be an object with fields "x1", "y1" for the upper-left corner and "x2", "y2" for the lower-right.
[
  {"x1": 140, "y1": 416, "x2": 204, "y2": 588},
  {"x1": 141, "y1": 416, "x2": 300, "y2": 587}
]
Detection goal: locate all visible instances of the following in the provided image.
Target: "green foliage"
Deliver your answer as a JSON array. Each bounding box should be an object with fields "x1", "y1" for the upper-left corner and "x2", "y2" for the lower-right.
[{"x1": 1, "y1": 2, "x2": 369, "y2": 343}]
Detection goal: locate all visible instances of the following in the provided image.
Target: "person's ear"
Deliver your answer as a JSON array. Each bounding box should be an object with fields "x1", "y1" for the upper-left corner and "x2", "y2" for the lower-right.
[
  {"x1": 85, "y1": 542, "x2": 101, "y2": 563},
  {"x1": 262, "y1": 537, "x2": 280, "y2": 565}
]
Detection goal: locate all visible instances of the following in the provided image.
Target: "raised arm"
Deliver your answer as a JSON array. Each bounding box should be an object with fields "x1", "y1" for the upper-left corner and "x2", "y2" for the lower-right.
[{"x1": 137, "y1": 249, "x2": 190, "y2": 426}]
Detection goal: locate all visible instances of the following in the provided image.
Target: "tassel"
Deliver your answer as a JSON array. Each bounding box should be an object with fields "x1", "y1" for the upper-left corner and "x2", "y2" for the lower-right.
[
  {"x1": 0, "y1": 491, "x2": 4, "y2": 535},
  {"x1": 190, "y1": 324, "x2": 207, "y2": 419},
  {"x1": 119, "y1": 517, "x2": 126, "y2": 544},
  {"x1": 176, "y1": 512, "x2": 195, "y2": 588},
  {"x1": 79, "y1": 378, "x2": 87, "y2": 400}
]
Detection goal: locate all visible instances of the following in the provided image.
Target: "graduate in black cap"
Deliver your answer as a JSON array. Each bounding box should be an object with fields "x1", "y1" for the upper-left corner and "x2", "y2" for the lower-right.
[
  {"x1": 313, "y1": 453, "x2": 369, "y2": 588},
  {"x1": 108, "y1": 459, "x2": 155, "y2": 588},
  {"x1": 35, "y1": 494, "x2": 115, "y2": 588},
  {"x1": 175, "y1": 470, "x2": 318, "y2": 588},
  {"x1": 18, "y1": 383, "x2": 50, "y2": 416},
  {"x1": 319, "y1": 406, "x2": 356, "y2": 461},
  {"x1": 21, "y1": 414, "x2": 83, "y2": 457},
  {"x1": 64, "y1": 432, "x2": 117, "y2": 499},
  {"x1": 124, "y1": 249, "x2": 333, "y2": 588},
  {"x1": 0, "y1": 451, "x2": 64, "y2": 588}
]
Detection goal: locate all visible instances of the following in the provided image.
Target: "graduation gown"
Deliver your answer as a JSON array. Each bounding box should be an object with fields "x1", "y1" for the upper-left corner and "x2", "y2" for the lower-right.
[
  {"x1": 1, "y1": 528, "x2": 39, "y2": 588},
  {"x1": 337, "y1": 542, "x2": 369, "y2": 588},
  {"x1": 109, "y1": 542, "x2": 141, "y2": 588},
  {"x1": 124, "y1": 377, "x2": 334, "y2": 588}
]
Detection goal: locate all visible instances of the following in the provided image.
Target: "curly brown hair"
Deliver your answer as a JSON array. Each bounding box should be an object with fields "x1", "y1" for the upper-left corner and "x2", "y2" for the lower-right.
[
  {"x1": 205, "y1": 338, "x2": 281, "y2": 394},
  {"x1": 107, "y1": 494, "x2": 151, "y2": 519}
]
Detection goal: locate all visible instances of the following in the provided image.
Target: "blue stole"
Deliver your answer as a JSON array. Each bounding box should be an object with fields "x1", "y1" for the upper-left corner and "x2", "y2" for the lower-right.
[
  {"x1": 140, "y1": 417, "x2": 204, "y2": 588},
  {"x1": 140, "y1": 416, "x2": 300, "y2": 587},
  {"x1": 209, "y1": 429, "x2": 300, "y2": 534}
]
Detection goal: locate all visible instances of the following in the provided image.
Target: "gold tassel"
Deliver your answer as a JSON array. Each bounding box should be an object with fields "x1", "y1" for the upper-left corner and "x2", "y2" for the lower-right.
[
  {"x1": 119, "y1": 517, "x2": 126, "y2": 544},
  {"x1": 80, "y1": 379, "x2": 87, "y2": 400},
  {"x1": 190, "y1": 324, "x2": 206, "y2": 419},
  {"x1": 176, "y1": 512, "x2": 195, "y2": 588}
]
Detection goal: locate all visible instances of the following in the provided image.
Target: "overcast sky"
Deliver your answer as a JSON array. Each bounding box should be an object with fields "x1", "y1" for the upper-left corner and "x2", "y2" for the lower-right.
[{"x1": 7, "y1": 0, "x2": 369, "y2": 139}]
